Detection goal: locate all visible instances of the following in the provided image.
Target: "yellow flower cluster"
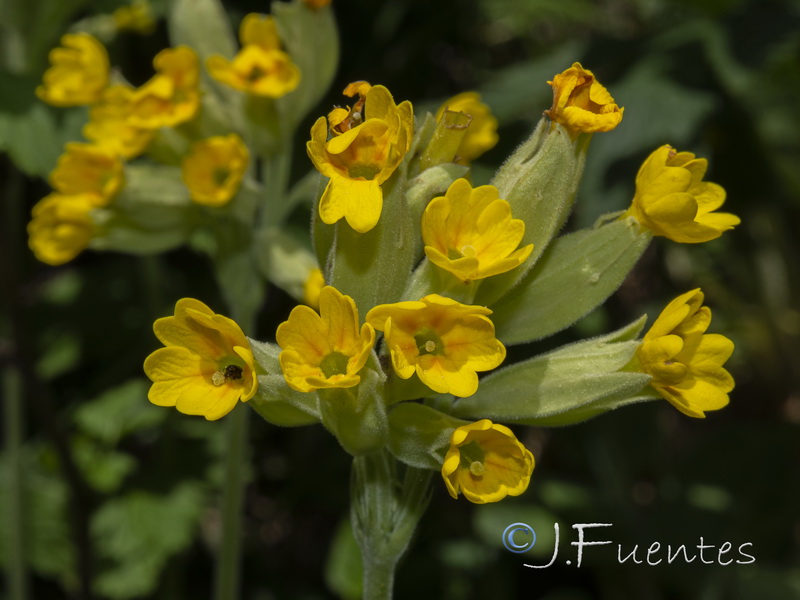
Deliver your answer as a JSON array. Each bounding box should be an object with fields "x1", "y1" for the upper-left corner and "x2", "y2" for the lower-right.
[
  {"x1": 207, "y1": 14, "x2": 300, "y2": 97},
  {"x1": 636, "y1": 289, "x2": 735, "y2": 418}
]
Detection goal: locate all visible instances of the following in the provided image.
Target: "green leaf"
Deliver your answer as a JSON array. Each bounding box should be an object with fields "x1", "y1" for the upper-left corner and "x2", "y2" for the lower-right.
[
  {"x1": 491, "y1": 216, "x2": 652, "y2": 344},
  {"x1": 324, "y1": 519, "x2": 363, "y2": 600},
  {"x1": 72, "y1": 437, "x2": 137, "y2": 494},
  {"x1": 473, "y1": 501, "x2": 561, "y2": 559},
  {"x1": 92, "y1": 483, "x2": 204, "y2": 599},
  {"x1": 451, "y1": 317, "x2": 655, "y2": 426}
]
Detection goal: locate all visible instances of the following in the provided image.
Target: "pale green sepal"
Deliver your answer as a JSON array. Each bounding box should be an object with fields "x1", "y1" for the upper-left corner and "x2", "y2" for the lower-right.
[
  {"x1": 418, "y1": 109, "x2": 471, "y2": 172},
  {"x1": 273, "y1": 0, "x2": 339, "y2": 132},
  {"x1": 123, "y1": 164, "x2": 191, "y2": 206},
  {"x1": 211, "y1": 219, "x2": 265, "y2": 328},
  {"x1": 329, "y1": 168, "x2": 414, "y2": 313},
  {"x1": 311, "y1": 174, "x2": 335, "y2": 270},
  {"x1": 450, "y1": 317, "x2": 652, "y2": 426},
  {"x1": 387, "y1": 403, "x2": 468, "y2": 470},
  {"x1": 255, "y1": 226, "x2": 318, "y2": 301},
  {"x1": 492, "y1": 216, "x2": 652, "y2": 344},
  {"x1": 401, "y1": 258, "x2": 478, "y2": 304},
  {"x1": 247, "y1": 338, "x2": 321, "y2": 426},
  {"x1": 477, "y1": 121, "x2": 589, "y2": 306},
  {"x1": 406, "y1": 163, "x2": 469, "y2": 215},
  {"x1": 318, "y1": 356, "x2": 388, "y2": 456},
  {"x1": 404, "y1": 112, "x2": 436, "y2": 178}
]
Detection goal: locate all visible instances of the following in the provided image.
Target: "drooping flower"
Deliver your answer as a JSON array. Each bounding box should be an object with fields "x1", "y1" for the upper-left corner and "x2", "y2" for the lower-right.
[
  {"x1": 36, "y1": 33, "x2": 110, "y2": 107},
  {"x1": 113, "y1": 0, "x2": 156, "y2": 35},
  {"x1": 27, "y1": 194, "x2": 96, "y2": 265},
  {"x1": 544, "y1": 62, "x2": 623, "y2": 134},
  {"x1": 128, "y1": 46, "x2": 200, "y2": 129},
  {"x1": 277, "y1": 286, "x2": 375, "y2": 393},
  {"x1": 622, "y1": 145, "x2": 740, "y2": 243},
  {"x1": 634, "y1": 289, "x2": 734, "y2": 418},
  {"x1": 442, "y1": 419, "x2": 535, "y2": 504},
  {"x1": 365, "y1": 295, "x2": 506, "y2": 398},
  {"x1": 303, "y1": 268, "x2": 325, "y2": 309},
  {"x1": 143, "y1": 299, "x2": 258, "y2": 420},
  {"x1": 307, "y1": 84, "x2": 414, "y2": 233},
  {"x1": 422, "y1": 178, "x2": 533, "y2": 282},
  {"x1": 206, "y1": 14, "x2": 300, "y2": 98},
  {"x1": 181, "y1": 134, "x2": 250, "y2": 207},
  {"x1": 435, "y1": 92, "x2": 498, "y2": 164},
  {"x1": 83, "y1": 84, "x2": 154, "y2": 159},
  {"x1": 49, "y1": 143, "x2": 125, "y2": 207}
]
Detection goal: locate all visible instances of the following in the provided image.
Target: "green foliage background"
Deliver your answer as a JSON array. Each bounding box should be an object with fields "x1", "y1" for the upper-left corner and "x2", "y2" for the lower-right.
[{"x1": 1, "y1": 0, "x2": 799, "y2": 598}]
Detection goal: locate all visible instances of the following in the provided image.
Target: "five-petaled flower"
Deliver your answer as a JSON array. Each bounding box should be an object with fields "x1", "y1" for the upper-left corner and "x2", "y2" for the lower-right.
[
  {"x1": 207, "y1": 13, "x2": 300, "y2": 98},
  {"x1": 277, "y1": 286, "x2": 376, "y2": 392},
  {"x1": 28, "y1": 194, "x2": 96, "y2": 265},
  {"x1": 36, "y1": 33, "x2": 110, "y2": 107},
  {"x1": 144, "y1": 299, "x2": 258, "y2": 420},
  {"x1": 622, "y1": 145, "x2": 740, "y2": 243},
  {"x1": 128, "y1": 46, "x2": 201, "y2": 129},
  {"x1": 366, "y1": 295, "x2": 506, "y2": 398},
  {"x1": 635, "y1": 289, "x2": 734, "y2": 418},
  {"x1": 182, "y1": 134, "x2": 250, "y2": 207},
  {"x1": 307, "y1": 84, "x2": 414, "y2": 233},
  {"x1": 435, "y1": 92, "x2": 498, "y2": 164},
  {"x1": 544, "y1": 62, "x2": 623, "y2": 134},
  {"x1": 422, "y1": 178, "x2": 533, "y2": 283},
  {"x1": 83, "y1": 84, "x2": 155, "y2": 159},
  {"x1": 442, "y1": 419, "x2": 535, "y2": 504},
  {"x1": 49, "y1": 143, "x2": 125, "y2": 207}
]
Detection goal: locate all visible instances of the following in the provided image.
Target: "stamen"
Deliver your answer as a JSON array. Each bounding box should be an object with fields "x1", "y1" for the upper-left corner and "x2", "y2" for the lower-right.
[
  {"x1": 211, "y1": 370, "x2": 226, "y2": 386},
  {"x1": 469, "y1": 461, "x2": 485, "y2": 476}
]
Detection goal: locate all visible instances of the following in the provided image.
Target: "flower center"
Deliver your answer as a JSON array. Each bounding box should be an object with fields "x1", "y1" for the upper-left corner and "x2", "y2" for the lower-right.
[
  {"x1": 458, "y1": 441, "x2": 486, "y2": 475},
  {"x1": 469, "y1": 461, "x2": 485, "y2": 476},
  {"x1": 414, "y1": 328, "x2": 444, "y2": 356},
  {"x1": 211, "y1": 364, "x2": 244, "y2": 386},
  {"x1": 347, "y1": 164, "x2": 381, "y2": 180},
  {"x1": 320, "y1": 351, "x2": 350, "y2": 379},
  {"x1": 212, "y1": 167, "x2": 230, "y2": 187}
]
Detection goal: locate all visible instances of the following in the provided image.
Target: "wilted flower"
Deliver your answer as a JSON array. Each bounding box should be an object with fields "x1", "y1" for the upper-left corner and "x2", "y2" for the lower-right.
[
  {"x1": 207, "y1": 14, "x2": 300, "y2": 98},
  {"x1": 435, "y1": 92, "x2": 498, "y2": 164},
  {"x1": 36, "y1": 33, "x2": 109, "y2": 107},
  {"x1": 442, "y1": 419, "x2": 535, "y2": 504},
  {"x1": 635, "y1": 289, "x2": 735, "y2": 418},
  {"x1": 622, "y1": 145, "x2": 740, "y2": 243},
  {"x1": 277, "y1": 286, "x2": 375, "y2": 392},
  {"x1": 182, "y1": 134, "x2": 250, "y2": 207},
  {"x1": 49, "y1": 143, "x2": 125, "y2": 206},
  {"x1": 422, "y1": 178, "x2": 533, "y2": 282},
  {"x1": 544, "y1": 62, "x2": 623, "y2": 134},
  {"x1": 144, "y1": 298, "x2": 258, "y2": 420},
  {"x1": 366, "y1": 295, "x2": 506, "y2": 398},
  {"x1": 307, "y1": 84, "x2": 414, "y2": 233},
  {"x1": 28, "y1": 194, "x2": 96, "y2": 265},
  {"x1": 128, "y1": 46, "x2": 200, "y2": 129}
]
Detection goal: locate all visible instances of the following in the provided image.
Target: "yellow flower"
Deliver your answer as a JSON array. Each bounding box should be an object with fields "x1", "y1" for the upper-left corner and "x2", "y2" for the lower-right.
[
  {"x1": 181, "y1": 134, "x2": 250, "y2": 207},
  {"x1": 328, "y1": 81, "x2": 371, "y2": 136},
  {"x1": 365, "y1": 295, "x2": 506, "y2": 398},
  {"x1": 303, "y1": 268, "x2": 325, "y2": 309},
  {"x1": 27, "y1": 194, "x2": 95, "y2": 265},
  {"x1": 422, "y1": 178, "x2": 533, "y2": 282},
  {"x1": 442, "y1": 420, "x2": 534, "y2": 504},
  {"x1": 206, "y1": 14, "x2": 300, "y2": 98},
  {"x1": 635, "y1": 289, "x2": 734, "y2": 418},
  {"x1": 307, "y1": 84, "x2": 414, "y2": 233},
  {"x1": 544, "y1": 62, "x2": 623, "y2": 134},
  {"x1": 83, "y1": 84, "x2": 155, "y2": 159},
  {"x1": 143, "y1": 299, "x2": 258, "y2": 420},
  {"x1": 36, "y1": 33, "x2": 110, "y2": 107},
  {"x1": 113, "y1": 0, "x2": 156, "y2": 35},
  {"x1": 436, "y1": 92, "x2": 498, "y2": 164},
  {"x1": 277, "y1": 286, "x2": 376, "y2": 393},
  {"x1": 128, "y1": 46, "x2": 200, "y2": 129},
  {"x1": 622, "y1": 145, "x2": 740, "y2": 243},
  {"x1": 49, "y1": 143, "x2": 125, "y2": 207}
]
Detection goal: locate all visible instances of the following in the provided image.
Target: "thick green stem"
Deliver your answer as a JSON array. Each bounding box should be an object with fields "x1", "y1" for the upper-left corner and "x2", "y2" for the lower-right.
[{"x1": 351, "y1": 450, "x2": 432, "y2": 600}]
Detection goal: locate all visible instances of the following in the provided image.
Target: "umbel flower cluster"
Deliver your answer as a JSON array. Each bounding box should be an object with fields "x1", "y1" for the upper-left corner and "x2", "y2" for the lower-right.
[{"x1": 31, "y1": 0, "x2": 739, "y2": 595}]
